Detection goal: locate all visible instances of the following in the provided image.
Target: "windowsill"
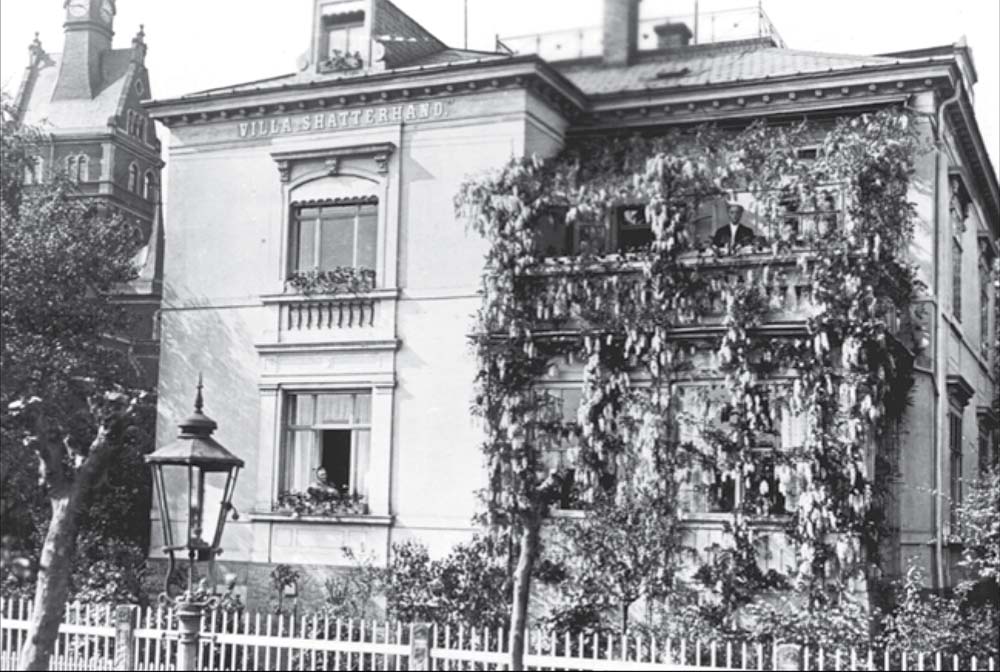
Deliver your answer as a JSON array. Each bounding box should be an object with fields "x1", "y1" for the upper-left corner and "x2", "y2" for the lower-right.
[
  {"x1": 530, "y1": 248, "x2": 813, "y2": 275},
  {"x1": 249, "y1": 511, "x2": 393, "y2": 526},
  {"x1": 546, "y1": 510, "x2": 794, "y2": 526},
  {"x1": 679, "y1": 512, "x2": 794, "y2": 528},
  {"x1": 261, "y1": 287, "x2": 399, "y2": 304}
]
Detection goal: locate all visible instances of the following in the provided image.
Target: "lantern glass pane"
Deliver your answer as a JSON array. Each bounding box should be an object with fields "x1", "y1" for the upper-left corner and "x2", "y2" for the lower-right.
[
  {"x1": 155, "y1": 462, "x2": 195, "y2": 552},
  {"x1": 197, "y1": 468, "x2": 234, "y2": 552},
  {"x1": 150, "y1": 464, "x2": 174, "y2": 549}
]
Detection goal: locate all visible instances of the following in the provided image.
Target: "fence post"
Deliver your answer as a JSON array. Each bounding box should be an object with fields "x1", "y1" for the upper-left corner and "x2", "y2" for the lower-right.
[
  {"x1": 774, "y1": 642, "x2": 802, "y2": 671},
  {"x1": 113, "y1": 605, "x2": 136, "y2": 671},
  {"x1": 410, "y1": 622, "x2": 431, "y2": 671}
]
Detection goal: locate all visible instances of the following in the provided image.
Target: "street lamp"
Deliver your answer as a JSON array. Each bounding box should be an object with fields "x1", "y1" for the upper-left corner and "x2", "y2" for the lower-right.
[{"x1": 146, "y1": 376, "x2": 243, "y2": 670}]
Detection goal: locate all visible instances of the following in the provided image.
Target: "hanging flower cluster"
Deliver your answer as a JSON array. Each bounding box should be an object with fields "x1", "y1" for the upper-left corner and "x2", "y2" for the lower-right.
[{"x1": 456, "y1": 110, "x2": 923, "y2": 605}]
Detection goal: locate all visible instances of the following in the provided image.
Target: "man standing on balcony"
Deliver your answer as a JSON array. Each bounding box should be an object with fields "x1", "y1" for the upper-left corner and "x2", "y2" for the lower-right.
[{"x1": 712, "y1": 201, "x2": 756, "y2": 253}]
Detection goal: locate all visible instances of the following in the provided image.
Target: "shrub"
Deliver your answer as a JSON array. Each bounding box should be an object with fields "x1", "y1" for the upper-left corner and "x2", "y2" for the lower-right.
[{"x1": 384, "y1": 536, "x2": 510, "y2": 628}]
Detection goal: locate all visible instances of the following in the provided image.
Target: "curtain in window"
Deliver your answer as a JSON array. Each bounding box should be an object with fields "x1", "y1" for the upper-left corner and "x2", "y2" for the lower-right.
[
  {"x1": 353, "y1": 429, "x2": 370, "y2": 498},
  {"x1": 285, "y1": 430, "x2": 319, "y2": 493}
]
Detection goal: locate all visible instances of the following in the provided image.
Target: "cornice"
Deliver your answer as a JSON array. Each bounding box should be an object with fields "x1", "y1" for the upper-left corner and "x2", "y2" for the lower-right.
[
  {"x1": 145, "y1": 57, "x2": 588, "y2": 128},
  {"x1": 575, "y1": 65, "x2": 956, "y2": 131},
  {"x1": 948, "y1": 94, "x2": 1000, "y2": 236}
]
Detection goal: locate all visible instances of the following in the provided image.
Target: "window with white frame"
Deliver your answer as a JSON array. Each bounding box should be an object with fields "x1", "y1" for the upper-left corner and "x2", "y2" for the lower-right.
[
  {"x1": 675, "y1": 383, "x2": 804, "y2": 516},
  {"x1": 281, "y1": 391, "x2": 371, "y2": 499},
  {"x1": 322, "y1": 11, "x2": 364, "y2": 59},
  {"x1": 288, "y1": 200, "x2": 377, "y2": 276}
]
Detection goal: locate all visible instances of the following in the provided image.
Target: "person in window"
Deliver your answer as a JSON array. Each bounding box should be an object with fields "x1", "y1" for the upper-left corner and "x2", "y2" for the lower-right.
[
  {"x1": 712, "y1": 202, "x2": 756, "y2": 253},
  {"x1": 307, "y1": 466, "x2": 340, "y2": 498}
]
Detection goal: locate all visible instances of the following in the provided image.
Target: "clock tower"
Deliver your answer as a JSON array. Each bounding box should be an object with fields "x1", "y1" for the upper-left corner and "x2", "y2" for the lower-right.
[{"x1": 53, "y1": 0, "x2": 116, "y2": 100}]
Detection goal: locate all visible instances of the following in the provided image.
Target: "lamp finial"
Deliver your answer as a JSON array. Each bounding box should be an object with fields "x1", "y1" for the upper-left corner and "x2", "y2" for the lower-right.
[{"x1": 195, "y1": 373, "x2": 204, "y2": 413}]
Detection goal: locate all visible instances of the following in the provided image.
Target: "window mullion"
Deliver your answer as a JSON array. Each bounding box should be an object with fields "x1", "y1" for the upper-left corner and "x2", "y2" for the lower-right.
[
  {"x1": 349, "y1": 430, "x2": 358, "y2": 496},
  {"x1": 353, "y1": 208, "x2": 360, "y2": 268},
  {"x1": 313, "y1": 211, "x2": 322, "y2": 269}
]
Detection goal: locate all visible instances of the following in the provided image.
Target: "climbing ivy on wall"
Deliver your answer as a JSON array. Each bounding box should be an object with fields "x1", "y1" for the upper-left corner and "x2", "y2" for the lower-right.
[{"x1": 456, "y1": 110, "x2": 924, "y2": 622}]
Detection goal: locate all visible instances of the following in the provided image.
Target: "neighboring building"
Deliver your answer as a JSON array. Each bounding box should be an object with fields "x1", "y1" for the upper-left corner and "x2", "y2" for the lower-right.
[
  {"x1": 145, "y1": 0, "x2": 997, "y2": 606},
  {"x1": 13, "y1": 0, "x2": 164, "y2": 388}
]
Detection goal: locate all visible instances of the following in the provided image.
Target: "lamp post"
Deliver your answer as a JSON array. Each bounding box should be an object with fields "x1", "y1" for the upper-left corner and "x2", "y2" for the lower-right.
[{"x1": 146, "y1": 377, "x2": 244, "y2": 671}]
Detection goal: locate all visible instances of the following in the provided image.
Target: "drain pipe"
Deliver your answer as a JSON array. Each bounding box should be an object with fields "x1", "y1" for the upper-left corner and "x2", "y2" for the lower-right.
[{"x1": 931, "y1": 84, "x2": 962, "y2": 591}]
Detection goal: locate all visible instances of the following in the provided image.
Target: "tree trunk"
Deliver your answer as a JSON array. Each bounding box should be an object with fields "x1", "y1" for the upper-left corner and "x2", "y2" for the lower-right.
[
  {"x1": 18, "y1": 490, "x2": 82, "y2": 671},
  {"x1": 18, "y1": 414, "x2": 123, "y2": 672},
  {"x1": 508, "y1": 517, "x2": 540, "y2": 671}
]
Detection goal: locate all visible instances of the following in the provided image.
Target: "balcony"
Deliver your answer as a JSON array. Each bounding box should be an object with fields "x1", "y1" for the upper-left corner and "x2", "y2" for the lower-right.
[
  {"x1": 259, "y1": 288, "x2": 398, "y2": 348},
  {"x1": 497, "y1": 5, "x2": 785, "y2": 62}
]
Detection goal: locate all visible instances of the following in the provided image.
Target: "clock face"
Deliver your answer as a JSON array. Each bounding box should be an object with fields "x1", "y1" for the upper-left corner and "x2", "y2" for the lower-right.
[
  {"x1": 99, "y1": 0, "x2": 114, "y2": 22},
  {"x1": 67, "y1": 0, "x2": 89, "y2": 18}
]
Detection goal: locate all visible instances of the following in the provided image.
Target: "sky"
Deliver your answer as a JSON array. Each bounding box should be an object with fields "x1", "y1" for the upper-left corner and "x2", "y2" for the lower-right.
[{"x1": 1, "y1": 0, "x2": 997, "y2": 176}]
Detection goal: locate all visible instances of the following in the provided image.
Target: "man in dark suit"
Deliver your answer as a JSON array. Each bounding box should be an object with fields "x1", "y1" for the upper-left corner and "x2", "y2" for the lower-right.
[{"x1": 712, "y1": 202, "x2": 756, "y2": 253}]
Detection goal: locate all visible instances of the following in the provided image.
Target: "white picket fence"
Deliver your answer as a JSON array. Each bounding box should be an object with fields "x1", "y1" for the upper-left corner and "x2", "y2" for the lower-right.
[{"x1": 1, "y1": 597, "x2": 997, "y2": 671}]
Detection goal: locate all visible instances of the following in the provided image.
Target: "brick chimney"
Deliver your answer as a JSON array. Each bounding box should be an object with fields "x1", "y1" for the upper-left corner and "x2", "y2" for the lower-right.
[
  {"x1": 654, "y1": 22, "x2": 693, "y2": 49},
  {"x1": 603, "y1": 0, "x2": 639, "y2": 66}
]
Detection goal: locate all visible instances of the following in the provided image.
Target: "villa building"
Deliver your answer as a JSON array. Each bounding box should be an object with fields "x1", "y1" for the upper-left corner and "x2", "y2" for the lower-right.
[{"x1": 145, "y1": 0, "x2": 997, "y2": 606}]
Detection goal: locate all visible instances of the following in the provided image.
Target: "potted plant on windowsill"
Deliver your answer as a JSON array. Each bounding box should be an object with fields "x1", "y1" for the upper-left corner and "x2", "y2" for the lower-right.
[
  {"x1": 274, "y1": 486, "x2": 369, "y2": 518},
  {"x1": 286, "y1": 267, "x2": 376, "y2": 296}
]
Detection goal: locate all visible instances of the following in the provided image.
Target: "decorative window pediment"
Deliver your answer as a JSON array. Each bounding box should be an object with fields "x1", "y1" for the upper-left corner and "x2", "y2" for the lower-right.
[
  {"x1": 946, "y1": 373, "x2": 975, "y2": 409},
  {"x1": 271, "y1": 143, "x2": 395, "y2": 183}
]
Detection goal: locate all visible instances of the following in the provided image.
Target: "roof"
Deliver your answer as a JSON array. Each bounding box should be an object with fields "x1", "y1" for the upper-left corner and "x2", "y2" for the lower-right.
[
  {"x1": 180, "y1": 48, "x2": 510, "y2": 100},
  {"x1": 553, "y1": 39, "x2": 942, "y2": 96},
  {"x1": 19, "y1": 48, "x2": 135, "y2": 130}
]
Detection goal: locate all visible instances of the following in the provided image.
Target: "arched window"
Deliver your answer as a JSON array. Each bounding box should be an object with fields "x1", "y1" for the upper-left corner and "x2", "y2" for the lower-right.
[
  {"x1": 78, "y1": 155, "x2": 89, "y2": 182},
  {"x1": 66, "y1": 155, "x2": 78, "y2": 181},
  {"x1": 143, "y1": 171, "x2": 157, "y2": 201},
  {"x1": 126, "y1": 110, "x2": 135, "y2": 135},
  {"x1": 127, "y1": 163, "x2": 139, "y2": 192},
  {"x1": 137, "y1": 117, "x2": 146, "y2": 141}
]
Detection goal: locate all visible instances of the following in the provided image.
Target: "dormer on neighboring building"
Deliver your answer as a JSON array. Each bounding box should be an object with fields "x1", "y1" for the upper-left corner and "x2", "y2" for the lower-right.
[{"x1": 54, "y1": 0, "x2": 117, "y2": 100}]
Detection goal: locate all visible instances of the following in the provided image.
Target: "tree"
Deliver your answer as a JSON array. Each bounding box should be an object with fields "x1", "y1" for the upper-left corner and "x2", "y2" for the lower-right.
[
  {"x1": 1, "y1": 100, "x2": 152, "y2": 671},
  {"x1": 548, "y1": 400, "x2": 688, "y2": 634}
]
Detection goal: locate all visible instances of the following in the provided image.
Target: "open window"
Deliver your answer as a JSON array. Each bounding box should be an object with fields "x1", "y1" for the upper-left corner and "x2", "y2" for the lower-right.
[
  {"x1": 281, "y1": 391, "x2": 371, "y2": 499},
  {"x1": 614, "y1": 205, "x2": 654, "y2": 252}
]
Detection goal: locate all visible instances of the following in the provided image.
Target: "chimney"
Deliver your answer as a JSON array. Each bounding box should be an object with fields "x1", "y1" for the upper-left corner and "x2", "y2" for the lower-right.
[
  {"x1": 654, "y1": 22, "x2": 693, "y2": 49},
  {"x1": 603, "y1": 0, "x2": 639, "y2": 66}
]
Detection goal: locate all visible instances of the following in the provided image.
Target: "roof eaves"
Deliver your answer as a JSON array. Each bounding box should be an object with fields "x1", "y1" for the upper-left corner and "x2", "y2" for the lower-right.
[
  {"x1": 146, "y1": 53, "x2": 586, "y2": 114},
  {"x1": 584, "y1": 57, "x2": 957, "y2": 103}
]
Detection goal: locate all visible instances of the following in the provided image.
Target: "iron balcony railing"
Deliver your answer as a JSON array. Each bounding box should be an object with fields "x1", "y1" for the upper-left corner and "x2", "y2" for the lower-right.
[{"x1": 497, "y1": 5, "x2": 785, "y2": 62}]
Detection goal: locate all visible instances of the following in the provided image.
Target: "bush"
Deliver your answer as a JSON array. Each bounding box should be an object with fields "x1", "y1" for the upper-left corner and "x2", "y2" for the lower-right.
[
  {"x1": 877, "y1": 564, "x2": 998, "y2": 660},
  {"x1": 384, "y1": 536, "x2": 510, "y2": 628}
]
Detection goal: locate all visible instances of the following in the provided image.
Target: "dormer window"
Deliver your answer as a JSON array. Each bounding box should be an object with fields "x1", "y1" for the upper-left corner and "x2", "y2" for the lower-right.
[{"x1": 320, "y1": 10, "x2": 365, "y2": 72}]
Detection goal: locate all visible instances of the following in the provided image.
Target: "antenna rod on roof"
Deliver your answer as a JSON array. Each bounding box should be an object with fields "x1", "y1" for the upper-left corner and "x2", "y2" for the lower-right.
[{"x1": 693, "y1": 0, "x2": 699, "y2": 45}]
